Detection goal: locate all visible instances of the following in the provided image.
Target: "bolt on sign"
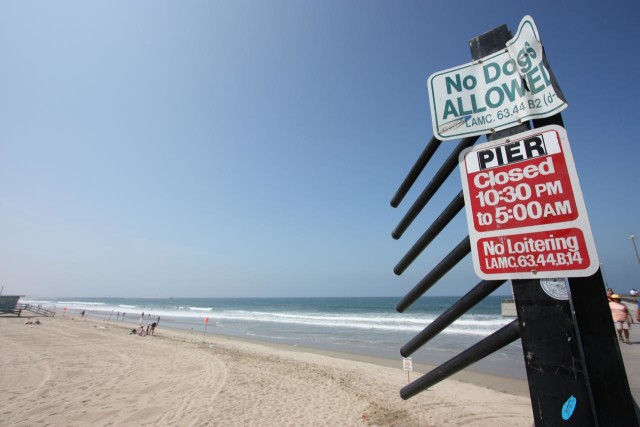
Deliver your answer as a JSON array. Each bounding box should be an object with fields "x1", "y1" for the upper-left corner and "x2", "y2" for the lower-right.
[
  {"x1": 428, "y1": 16, "x2": 567, "y2": 140},
  {"x1": 458, "y1": 125, "x2": 598, "y2": 280}
]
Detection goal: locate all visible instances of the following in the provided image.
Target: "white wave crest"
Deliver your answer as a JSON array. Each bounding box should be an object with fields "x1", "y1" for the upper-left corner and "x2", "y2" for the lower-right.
[{"x1": 189, "y1": 307, "x2": 213, "y2": 312}]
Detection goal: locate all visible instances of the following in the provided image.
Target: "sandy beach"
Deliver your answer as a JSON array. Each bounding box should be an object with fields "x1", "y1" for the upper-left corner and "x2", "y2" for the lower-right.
[{"x1": 0, "y1": 314, "x2": 534, "y2": 426}]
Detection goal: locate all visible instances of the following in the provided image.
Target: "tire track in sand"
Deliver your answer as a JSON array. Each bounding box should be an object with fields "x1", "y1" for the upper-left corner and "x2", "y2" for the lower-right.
[{"x1": 158, "y1": 342, "x2": 228, "y2": 425}]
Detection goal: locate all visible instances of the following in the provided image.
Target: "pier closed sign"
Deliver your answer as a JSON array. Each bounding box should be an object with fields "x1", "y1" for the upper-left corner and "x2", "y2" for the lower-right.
[{"x1": 459, "y1": 125, "x2": 598, "y2": 280}]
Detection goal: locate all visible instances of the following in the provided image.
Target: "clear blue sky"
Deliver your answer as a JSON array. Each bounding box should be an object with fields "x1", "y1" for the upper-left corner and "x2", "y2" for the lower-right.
[{"x1": 1, "y1": 1, "x2": 638, "y2": 298}]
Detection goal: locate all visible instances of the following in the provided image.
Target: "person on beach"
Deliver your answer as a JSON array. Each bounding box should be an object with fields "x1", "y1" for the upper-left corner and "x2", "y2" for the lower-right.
[
  {"x1": 610, "y1": 294, "x2": 633, "y2": 344},
  {"x1": 607, "y1": 288, "x2": 614, "y2": 302},
  {"x1": 138, "y1": 325, "x2": 145, "y2": 336},
  {"x1": 146, "y1": 324, "x2": 151, "y2": 335},
  {"x1": 81, "y1": 310, "x2": 85, "y2": 319},
  {"x1": 150, "y1": 322, "x2": 156, "y2": 335}
]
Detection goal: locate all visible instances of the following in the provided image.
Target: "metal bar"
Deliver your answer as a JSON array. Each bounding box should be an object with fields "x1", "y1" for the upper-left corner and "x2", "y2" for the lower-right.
[
  {"x1": 396, "y1": 236, "x2": 471, "y2": 313},
  {"x1": 400, "y1": 279, "x2": 506, "y2": 357},
  {"x1": 394, "y1": 191, "x2": 465, "y2": 275},
  {"x1": 400, "y1": 320, "x2": 520, "y2": 400},
  {"x1": 392, "y1": 136, "x2": 478, "y2": 240},
  {"x1": 390, "y1": 136, "x2": 441, "y2": 208}
]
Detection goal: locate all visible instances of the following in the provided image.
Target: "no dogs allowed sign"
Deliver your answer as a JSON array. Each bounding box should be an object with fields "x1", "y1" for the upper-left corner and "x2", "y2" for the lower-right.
[
  {"x1": 427, "y1": 16, "x2": 567, "y2": 140},
  {"x1": 459, "y1": 125, "x2": 598, "y2": 280}
]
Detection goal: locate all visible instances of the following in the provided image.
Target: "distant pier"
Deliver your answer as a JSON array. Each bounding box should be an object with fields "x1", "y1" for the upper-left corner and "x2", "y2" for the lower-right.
[{"x1": 502, "y1": 294, "x2": 640, "y2": 317}]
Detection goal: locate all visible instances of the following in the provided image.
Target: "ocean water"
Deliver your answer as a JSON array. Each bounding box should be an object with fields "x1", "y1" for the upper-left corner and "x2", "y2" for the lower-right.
[{"x1": 21, "y1": 296, "x2": 525, "y2": 378}]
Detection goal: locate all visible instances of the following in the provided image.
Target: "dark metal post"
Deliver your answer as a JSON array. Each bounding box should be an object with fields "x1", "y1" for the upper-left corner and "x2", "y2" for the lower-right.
[
  {"x1": 472, "y1": 25, "x2": 638, "y2": 426},
  {"x1": 513, "y1": 279, "x2": 597, "y2": 425},
  {"x1": 569, "y1": 272, "x2": 637, "y2": 425}
]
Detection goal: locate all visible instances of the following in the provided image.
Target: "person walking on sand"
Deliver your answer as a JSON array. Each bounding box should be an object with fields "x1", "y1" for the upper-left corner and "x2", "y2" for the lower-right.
[
  {"x1": 150, "y1": 321, "x2": 157, "y2": 335},
  {"x1": 610, "y1": 294, "x2": 633, "y2": 344},
  {"x1": 81, "y1": 310, "x2": 85, "y2": 319},
  {"x1": 607, "y1": 288, "x2": 614, "y2": 302}
]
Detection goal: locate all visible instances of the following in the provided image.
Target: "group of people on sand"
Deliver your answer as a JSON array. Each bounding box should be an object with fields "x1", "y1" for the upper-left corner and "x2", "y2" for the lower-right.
[
  {"x1": 128, "y1": 312, "x2": 159, "y2": 337},
  {"x1": 130, "y1": 322, "x2": 157, "y2": 336},
  {"x1": 607, "y1": 288, "x2": 638, "y2": 345}
]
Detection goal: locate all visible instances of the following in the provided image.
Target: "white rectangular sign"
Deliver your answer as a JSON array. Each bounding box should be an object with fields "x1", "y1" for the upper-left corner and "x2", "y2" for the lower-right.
[
  {"x1": 458, "y1": 125, "x2": 598, "y2": 280},
  {"x1": 428, "y1": 16, "x2": 568, "y2": 140},
  {"x1": 403, "y1": 357, "x2": 413, "y2": 372}
]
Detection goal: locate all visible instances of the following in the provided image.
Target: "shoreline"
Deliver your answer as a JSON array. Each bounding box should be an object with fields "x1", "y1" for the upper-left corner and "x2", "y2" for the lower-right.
[
  {"x1": 0, "y1": 313, "x2": 533, "y2": 426},
  {"x1": 18, "y1": 296, "x2": 527, "y2": 382},
  {"x1": 89, "y1": 311, "x2": 531, "y2": 398}
]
